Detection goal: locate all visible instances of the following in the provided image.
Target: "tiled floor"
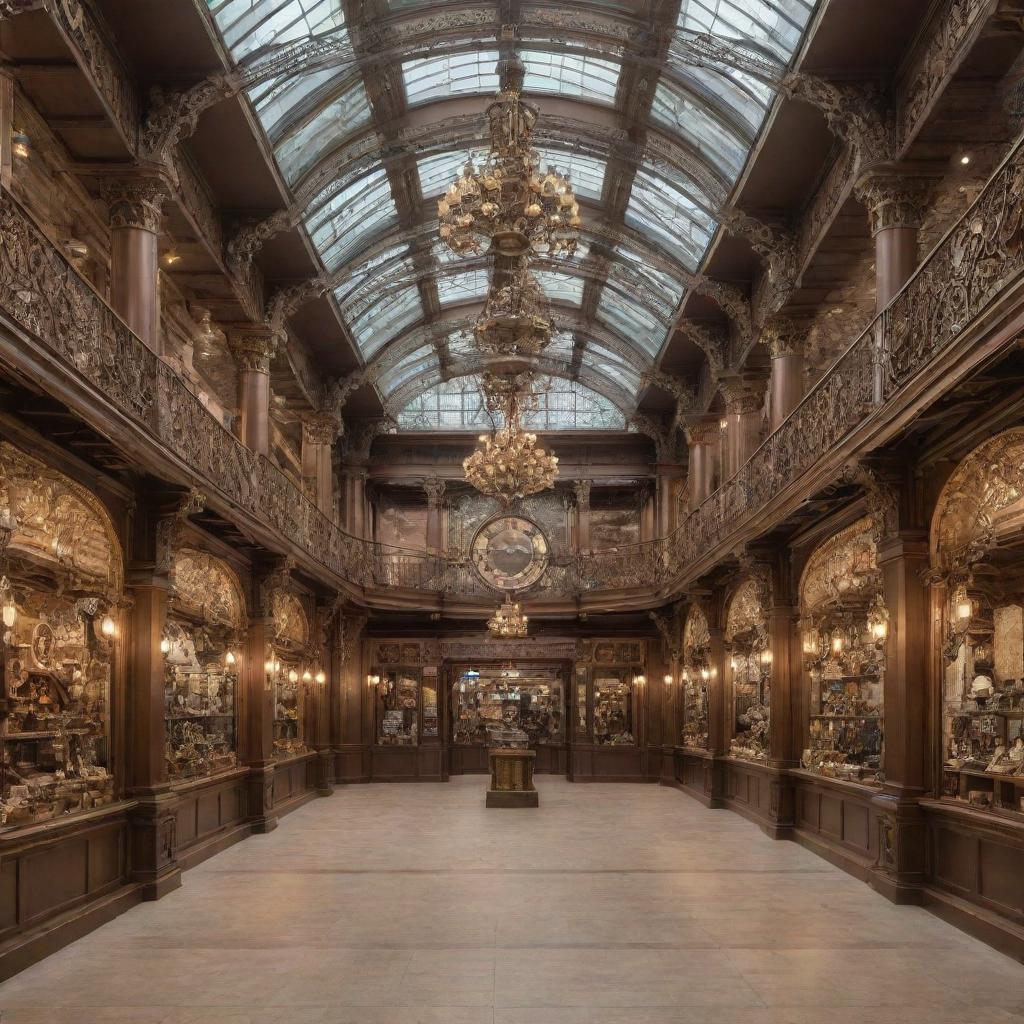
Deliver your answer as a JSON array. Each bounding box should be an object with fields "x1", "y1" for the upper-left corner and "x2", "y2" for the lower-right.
[{"x1": 2, "y1": 777, "x2": 1023, "y2": 1024}]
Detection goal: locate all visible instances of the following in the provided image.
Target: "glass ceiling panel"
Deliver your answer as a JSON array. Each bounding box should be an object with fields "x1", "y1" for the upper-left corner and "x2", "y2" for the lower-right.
[
  {"x1": 347, "y1": 284, "x2": 423, "y2": 360},
  {"x1": 403, "y1": 50, "x2": 499, "y2": 107},
  {"x1": 595, "y1": 292, "x2": 668, "y2": 359},
  {"x1": 534, "y1": 148, "x2": 606, "y2": 202},
  {"x1": 436, "y1": 269, "x2": 489, "y2": 307},
  {"x1": 521, "y1": 49, "x2": 621, "y2": 105},
  {"x1": 338, "y1": 254, "x2": 416, "y2": 324},
  {"x1": 206, "y1": 0, "x2": 345, "y2": 60},
  {"x1": 534, "y1": 270, "x2": 583, "y2": 307},
  {"x1": 333, "y1": 242, "x2": 408, "y2": 309},
  {"x1": 273, "y1": 78, "x2": 371, "y2": 184},
  {"x1": 650, "y1": 80, "x2": 746, "y2": 183},
  {"x1": 305, "y1": 168, "x2": 397, "y2": 271},
  {"x1": 377, "y1": 344, "x2": 439, "y2": 395},
  {"x1": 677, "y1": 0, "x2": 815, "y2": 63},
  {"x1": 396, "y1": 374, "x2": 626, "y2": 431},
  {"x1": 612, "y1": 243, "x2": 685, "y2": 313},
  {"x1": 625, "y1": 164, "x2": 715, "y2": 272},
  {"x1": 417, "y1": 150, "x2": 480, "y2": 202}
]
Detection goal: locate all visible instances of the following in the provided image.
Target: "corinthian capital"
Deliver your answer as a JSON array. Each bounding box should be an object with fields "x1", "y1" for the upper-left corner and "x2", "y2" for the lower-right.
[
  {"x1": 718, "y1": 377, "x2": 765, "y2": 416},
  {"x1": 227, "y1": 324, "x2": 278, "y2": 373},
  {"x1": 423, "y1": 477, "x2": 446, "y2": 509},
  {"x1": 854, "y1": 168, "x2": 932, "y2": 236},
  {"x1": 762, "y1": 312, "x2": 813, "y2": 358},
  {"x1": 101, "y1": 175, "x2": 169, "y2": 233},
  {"x1": 302, "y1": 412, "x2": 342, "y2": 447},
  {"x1": 572, "y1": 479, "x2": 592, "y2": 510}
]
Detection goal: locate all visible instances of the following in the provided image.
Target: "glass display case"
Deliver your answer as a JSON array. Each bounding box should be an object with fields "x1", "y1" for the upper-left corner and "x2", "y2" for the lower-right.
[
  {"x1": 593, "y1": 669, "x2": 636, "y2": 746},
  {"x1": 941, "y1": 587, "x2": 1024, "y2": 813},
  {"x1": 681, "y1": 606, "x2": 711, "y2": 749},
  {"x1": 725, "y1": 578, "x2": 771, "y2": 762},
  {"x1": 272, "y1": 658, "x2": 309, "y2": 757},
  {"x1": 1, "y1": 588, "x2": 115, "y2": 828},
  {"x1": 453, "y1": 664, "x2": 564, "y2": 747},
  {"x1": 375, "y1": 667, "x2": 421, "y2": 745},
  {"x1": 162, "y1": 620, "x2": 238, "y2": 780}
]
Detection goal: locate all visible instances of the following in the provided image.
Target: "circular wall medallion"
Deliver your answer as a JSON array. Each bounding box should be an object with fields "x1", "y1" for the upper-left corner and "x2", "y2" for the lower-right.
[{"x1": 471, "y1": 516, "x2": 550, "y2": 591}]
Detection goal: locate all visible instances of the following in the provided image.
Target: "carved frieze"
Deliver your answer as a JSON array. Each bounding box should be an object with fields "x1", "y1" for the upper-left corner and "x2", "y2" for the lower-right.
[{"x1": 171, "y1": 548, "x2": 245, "y2": 630}]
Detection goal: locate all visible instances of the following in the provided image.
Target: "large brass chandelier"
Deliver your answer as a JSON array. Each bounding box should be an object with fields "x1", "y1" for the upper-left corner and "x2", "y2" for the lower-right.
[
  {"x1": 463, "y1": 373, "x2": 559, "y2": 506},
  {"x1": 474, "y1": 258, "x2": 552, "y2": 362},
  {"x1": 438, "y1": 54, "x2": 580, "y2": 260},
  {"x1": 487, "y1": 600, "x2": 529, "y2": 638}
]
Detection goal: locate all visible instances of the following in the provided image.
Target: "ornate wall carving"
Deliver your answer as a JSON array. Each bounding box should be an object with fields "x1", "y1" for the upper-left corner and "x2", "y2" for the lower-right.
[
  {"x1": 799, "y1": 516, "x2": 879, "y2": 613},
  {"x1": 171, "y1": 548, "x2": 246, "y2": 631}
]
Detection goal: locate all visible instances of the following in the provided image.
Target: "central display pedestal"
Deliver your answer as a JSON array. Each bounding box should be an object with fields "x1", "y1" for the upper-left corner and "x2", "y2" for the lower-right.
[{"x1": 486, "y1": 747, "x2": 538, "y2": 807}]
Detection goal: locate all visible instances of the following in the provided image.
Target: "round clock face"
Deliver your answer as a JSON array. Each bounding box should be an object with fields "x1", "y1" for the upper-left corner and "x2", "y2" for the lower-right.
[{"x1": 471, "y1": 516, "x2": 550, "y2": 591}]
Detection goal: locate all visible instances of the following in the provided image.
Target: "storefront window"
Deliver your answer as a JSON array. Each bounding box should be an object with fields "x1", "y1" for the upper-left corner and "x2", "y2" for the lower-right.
[
  {"x1": 452, "y1": 665, "x2": 564, "y2": 747},
  {"x1": 593, "y1": 670, "x2": 635, "y2": 745},
  {"x1": 376, "y1": 668, "x2": 421, "y2": 745}
]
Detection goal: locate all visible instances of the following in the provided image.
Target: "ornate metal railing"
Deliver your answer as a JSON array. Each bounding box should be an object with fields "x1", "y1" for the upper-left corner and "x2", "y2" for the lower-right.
[
  {"x1": 664, "y1": 130, "x2": 1024, "y2": 584},
  {"x1": 1, "y1": 126, "x2": 1022, "y2": 602}
]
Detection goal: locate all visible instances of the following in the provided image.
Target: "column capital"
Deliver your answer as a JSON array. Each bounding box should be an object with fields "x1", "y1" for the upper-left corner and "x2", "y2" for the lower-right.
[
  {"x1": 762, "y1": 312, "x2": 813, "y2": 358},
  {"x1": 228, "y1": 324, "x2": 279, "y2": 373},
  {"x1": 572, "y1": 478, "x2": 591, "y2": 509},
  {"x1": 100, "y1": 168, "x2": 171, "y2": 233},
  {"x1": 423, "y1": 476, "x2": 446, "y2": 509},
  {"x1": 302, "y1": 411, "x2": 342, "y2": 447},
  {"x1": 684, "y1": 418, "x2": 721, "y2": 447},
  {"x1": 718, "y1": 376, "x2": 765, "y2": 416},
  {"x1": 854, "y1": 166, "x2": 932, "y2": 236}
]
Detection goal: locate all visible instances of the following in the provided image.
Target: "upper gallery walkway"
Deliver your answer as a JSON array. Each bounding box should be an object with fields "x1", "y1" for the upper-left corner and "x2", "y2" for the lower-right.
[{"x1": 0, "y1": 778, "x2": 1021, "y2": 1022}]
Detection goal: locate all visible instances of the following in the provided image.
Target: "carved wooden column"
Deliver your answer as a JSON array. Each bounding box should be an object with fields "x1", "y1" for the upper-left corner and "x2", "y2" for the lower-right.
[
  {"x1": 301, "y1": 413, "x2": 341, "y2": 515},
  {"x1": 228, "y1": 326, "x2": 277, "y2": 456},
  {"x1": 719, "y1": 377, "x2": 765, "y2": 478},
  {"x1": 334, "y1": 613, "x2": 368, "y2": 782},
  {"x1": 855, "y1": 169, "x2": 930, "y2": 311},
  {"x1": 311, "y1": 601, "x2": 340, "y2": 796},
  {"x1": 424, "y1": 477, "x2": 445, "y2": 552},
  {"x1": 639, "y1": 481, "x2": 656, "y2": 543},
  {"x1": 684, "y1": 419, "x2": 720, "y2": 509},
  {"x1": 573, "y1": 479, "x2": 592, "y2": 551},
  {"x1": 764, "y1": 315, "x2": 810, "y2": 432},
  {"x1": 242, "y1": 560, "x2": 289, "y2": 833},
  {"x1": 126, "y1": 488, "x2": 202, "y2": 899},
  {"x1": 345, "y1": 468, "x2": 368, "y2": 539},
  {"x1": 655, "y1": 470, "x2": 680, "y2": 538},
  {"x1": 102, "y1": 173, "x2": 168, "y2": 353},
  {"x1": 0, "y1": 68, "x2": 13, "y2": 190}
]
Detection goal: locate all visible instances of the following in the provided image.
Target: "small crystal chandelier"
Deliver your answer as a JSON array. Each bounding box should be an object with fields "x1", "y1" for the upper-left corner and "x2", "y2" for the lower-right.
[
  {"x1": 488, "y1": 600, "x2": 528, "y2": 638},
  {"x1": 438, "y1": 53, "x2": 580, "y2": 259},
  {"x1": 464, "y1": 373, "x2": 558, "y2": 505}
]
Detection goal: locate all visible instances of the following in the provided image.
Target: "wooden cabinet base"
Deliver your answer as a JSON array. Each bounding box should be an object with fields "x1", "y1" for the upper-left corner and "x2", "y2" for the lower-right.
[
  {"x1": 486, "y1": 789, "x2": 540, "y2": 808},
  {"x1": 487, "y1": 748, "x2": 538, "y2": 808}
]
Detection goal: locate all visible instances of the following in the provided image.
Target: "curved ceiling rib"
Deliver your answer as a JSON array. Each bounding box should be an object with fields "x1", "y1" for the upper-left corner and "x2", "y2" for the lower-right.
[{"x1": 205, "y1": 0, "x2": 818, "y2": 424}]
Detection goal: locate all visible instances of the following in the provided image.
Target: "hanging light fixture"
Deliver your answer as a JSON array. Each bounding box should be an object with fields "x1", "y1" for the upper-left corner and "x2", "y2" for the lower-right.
[
  {"x1": 473, "y1": 260, "x2": 553, "y2": 366},
  {"x1": 1, "y1": 576, "x2": 16, "y2": 632},
  {"x1": 464, "y1": 372, "x2": 558, "y2": 505},
  {"x1": 438, "y1": 54, "x2": 579, "y2": 259},
  {"x1": 225, "y1": 650, "x2": 237, "y2": 667},
  {"x1": 487, "y1": 599, "x2": 528, "y2": 638},
  {"x1": 315, "y1": 670, "x2": 327, "y2": 685}
]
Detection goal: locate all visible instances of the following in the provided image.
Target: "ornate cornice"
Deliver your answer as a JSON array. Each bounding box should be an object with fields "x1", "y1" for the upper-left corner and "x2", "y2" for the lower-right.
[
  {"x1": 679, "y1": 319, "x2": 728, "y2": 373},
  {"x1": 684, "y1": 419, "x2": 721, "y2": 448},
  {"x1": 718, "y1": 377, "x2": 765, "y2": 416}
]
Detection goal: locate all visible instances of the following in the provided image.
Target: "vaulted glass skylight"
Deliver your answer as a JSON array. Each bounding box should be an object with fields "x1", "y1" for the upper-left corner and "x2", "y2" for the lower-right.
[
  {"x1": 534, "y1": 148, "x2": 607, "y2": 202},
  {"x1": 417, "y1": 151, "x2": 478, "y2": 202},
  {"x1": 521, "y1": 50, "x2": 621, "y2": 105},
  {"x1": 402, "y1": 50, "x2": 500, "y2": 107},
  {"x1": 625, "y1": 166, "x2": 716, "y2": 272},
  {"x1": 305, "y1": 168, "x2": 397, "y2": 271},
  {"x1": 272, "y1": 77, "x2": 371, "y2": 184},
  {"x1": 677, "y1": 0, "x2": 815, "y2": 63},
  {"x1": 348, "y1": 284, "x2": 422, "y2": 360},
  {"x1": 206, "y1": 0, "x2": 345, "y2": 59},
  {"x1": 436, "y1": 269, "x2": 490, "y2": 308},
  {"x1": 596, "y1": 290, "x2": 668, "y2": 358},
  {"x1": 397, "y1": 374, "x2": 626, "y2": 430},
  {"x1": 534, "y1": 270, "x2": 584, "y2": 307}
]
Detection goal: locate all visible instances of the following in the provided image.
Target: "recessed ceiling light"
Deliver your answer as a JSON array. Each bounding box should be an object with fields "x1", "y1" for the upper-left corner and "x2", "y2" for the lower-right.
[{"x1": 960, "y1": 154, "x2": 971, "y2": 165}]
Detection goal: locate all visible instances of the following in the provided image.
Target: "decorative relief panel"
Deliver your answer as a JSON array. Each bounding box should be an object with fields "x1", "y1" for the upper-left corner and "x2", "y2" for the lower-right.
[{"x1": 171, "y1": 549, "x2": 245, "y2": 630}]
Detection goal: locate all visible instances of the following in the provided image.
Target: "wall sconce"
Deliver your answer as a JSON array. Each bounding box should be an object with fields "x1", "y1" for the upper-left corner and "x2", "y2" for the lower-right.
[
  {"x1": 100, "y1": 615, "x2": 117, "y2": 638},
  {"x1": 700, "y1": 667, "x2": 710, "y2": 682},
  {"x1": 1, "y1": 579, "x2": 17, "y2": 630},
  {"x1": 160, "y1": 636, "x2": 171, "y2": 654},
  {"x1": 315, "y1": 670, "x2": 326, "y2": 685},
  {"x1": 681, "y1": 667, "x2": 690, "y2": 683},
  {"x1": 225, "y1": 650, "x2": 237, "y2": 666},
  {"x1": 759, "y1": 649, "x2": 773, "y2": 667},
  {"x1": 663, "y1": 674, "x2": 673, "y2": 686},
  {"x1": 729, "y1": 656, "x2": 738, "y2": 671},
  {"x1": 633, "y1": 673, "x2": 646, "y2": 687},
  {"x1": 163, "y1": 250, "x2": 181, "y2": 266},
  {"x1": 288, "y1": 668, "x2": 299, "y2": 683},
  {"x1": 367, "y1": 673, "x2": 381, "y2": 688},
  {"x1": 11, "y1": 131, "x2": 30, "y2": 160},
  {"x1": 954, "y1": 586, "x2": 972, "y2": 622},
  {"x1": 719, "y1": 418, "x2": 728, "y2": 430}
]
